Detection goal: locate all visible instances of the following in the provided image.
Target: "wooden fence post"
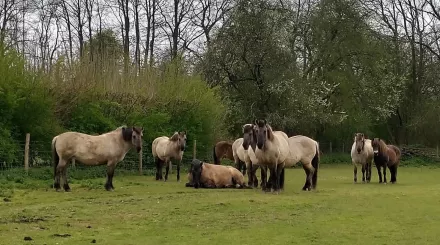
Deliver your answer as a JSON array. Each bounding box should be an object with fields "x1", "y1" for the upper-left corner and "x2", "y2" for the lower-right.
[
  {"x1": 342, "y1": 143, "x2": 345, "y2": 153},
  {"x1": 72, "y1": 158, "x2": 76, "y2": 168},
  {"x1": 329, "y1": 141, "x2": 333, "y2": 154},
  {"x1": 24, "y1": 133, "x2": 30, "y2": 173},
  {"x1": 139, "y1": 150, "x2": 143, "y2": 175},
  {"x1": 193, "y1": 140, "x2": 197, "y2": 159}
]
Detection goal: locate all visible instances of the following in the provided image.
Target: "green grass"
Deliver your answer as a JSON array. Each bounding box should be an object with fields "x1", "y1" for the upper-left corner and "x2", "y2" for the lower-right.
[{"x1": 1, "y1": 164, "x2": 440, "y2": 245}]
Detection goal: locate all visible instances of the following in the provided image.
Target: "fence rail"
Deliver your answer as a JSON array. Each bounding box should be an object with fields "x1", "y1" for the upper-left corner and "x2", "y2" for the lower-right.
[{"x1": 0, "y1": 134, "x2": 439, "y2": 173}]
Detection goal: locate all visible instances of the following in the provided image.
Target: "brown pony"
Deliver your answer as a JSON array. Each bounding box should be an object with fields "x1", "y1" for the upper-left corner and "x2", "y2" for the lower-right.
[
  {"x1": 212, "y1": 141, "x2": 234, "y2": 165},
  {"x1": 152, "y1": 131, "x2": 187, "y2": 182},
  {"x1": 371, "y1": 138, "x2": 401, "y2": 184},
  {"x1": 52, "y1": 126, "x2": 144, "y2": 192},
  {"x1": 185, "y1": 159, "x2": 249, "y2": 189}
]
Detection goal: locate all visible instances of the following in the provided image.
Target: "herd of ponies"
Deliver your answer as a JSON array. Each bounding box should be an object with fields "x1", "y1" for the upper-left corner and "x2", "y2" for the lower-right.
[{"x1": 50, "y1": 120, "x2": 402, "y2": 193}]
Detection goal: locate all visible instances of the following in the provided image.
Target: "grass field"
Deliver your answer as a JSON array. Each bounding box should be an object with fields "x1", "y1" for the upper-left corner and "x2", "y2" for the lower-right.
[{"x1": 1, "y1": 164, "x2": 440, "y2": 245}]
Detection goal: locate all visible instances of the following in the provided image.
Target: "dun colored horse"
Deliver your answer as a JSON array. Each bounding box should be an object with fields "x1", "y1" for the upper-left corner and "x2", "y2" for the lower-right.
[
  {"x1": 350, "y1": 133, "x2": 374, "y2": 183},
  {"x1": 242, "y1": 123, "x2": 270, "y2": 188},
  {"x1": 52, "y1": 126, "x2": 144, "y2": 192},
  {"x1": 185, "y1": 159, "x2": 249, "y2": 188},
  {"x1": 152, "y1": 131, "x2": 187, "y2": 182},
  {"x1": 371, "y1": 138, "x2": 401, "y2": 184},
  {"x1": 284, "y1": 135, "x2": 320, "y2": 191},
  {"x1": 212, "y1": 141, "x2": 234, "y2": 165},
  {"x1": 253, "y1": 119, "x2": 290, "y2": 193},
  {"x1": 232, "y1": 138, "x2": 247, "y2": 175}
]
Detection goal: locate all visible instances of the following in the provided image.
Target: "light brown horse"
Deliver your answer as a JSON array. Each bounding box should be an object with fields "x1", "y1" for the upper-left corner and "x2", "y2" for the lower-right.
[
  {"x1": 284, "y1": 135, "x2": 320, "y2": 191},
  {"x1": 212, "y1": 141, "x2": 234, "y2": 165},
  {"x1": 253, "y1": 119, "x2": 290, "y2": 193},
  {"x1": 371, "y1": 138, "x2": 401, "y2": 184},
  {"x1": 350, "y1": 133, "x2": 374, "y2": 183},
  {"x1": 52, "y1": 126, "x2": 144, "y2": 192},
  {"x1": 152, "y1": 131, "x2": 187, "y2": 182},
  {"x1": 185, "y1": 159, "x2": 249, "y2": 189}
]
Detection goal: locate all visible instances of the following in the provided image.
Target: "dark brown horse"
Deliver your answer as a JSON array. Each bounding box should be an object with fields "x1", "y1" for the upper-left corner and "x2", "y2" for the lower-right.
[
  {"x1": 371, "y1": 138, "x2": 401, "y2": 184},
  {"x1": 212, "y1": 141, "x2": 234, "y2": 165}
]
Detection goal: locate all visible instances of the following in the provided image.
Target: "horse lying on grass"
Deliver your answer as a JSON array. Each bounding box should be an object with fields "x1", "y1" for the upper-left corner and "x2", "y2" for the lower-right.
[
  {"x1": 185, "y1": 159, "x2": 250, "y2": 189},
  {"x1": 52, "y1": 126, "x2": 144, "y2": 192}
]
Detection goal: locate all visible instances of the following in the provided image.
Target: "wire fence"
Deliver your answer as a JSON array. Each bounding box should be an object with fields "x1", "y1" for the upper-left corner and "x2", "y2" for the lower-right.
[{"x1": 0, "y1": 135, "x2": 439, "y2": 173}]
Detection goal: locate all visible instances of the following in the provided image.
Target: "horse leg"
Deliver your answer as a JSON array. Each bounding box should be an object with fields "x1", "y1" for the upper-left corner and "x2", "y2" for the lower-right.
[
  {"x1": 361, "y1": 164, "x2": 366, "y2": 183},
  {"x1": 390, "y1": 165, "x2": 397, "y2": 183},
  {"x1": 367, "y1": 162, "x2": 372, "y2": 183},
  {"x1": 242, "y1": 161, "x2": 247, "y2": 175},
  {"x1": 353, "y1": 165, "x2": 357, "y2": 183},
  {"x1": 164, "y1": 160, "x2": 170, "y2": 182},
  {"x1": 246, "y1": 162, "x2": 253, "y2": 187},
  {"x1": 302, "y1": 164, "x2": 310, "y2": 191},
  {"x1": 105, "y1": 163, "x2": 116, "y2": 191},
  {"x1": 383, "y1": 164, "x2": 387, "y2": 184},
  {"x1": 177, "y1": 159, "x2": 181, "y2": 182},
  {"x1": 279, "y1": 167, "x2": 285, "y2": 191},
  {"x1": 62, "y1": 165, "x2": 71, "y2": 192},
  {"x1": 274, "y1": 164, "x2": 283, "y2": 194},
  {"x1": 54, "y1": 159, "x2": 67, "y2": 192},
  {"x1": 155, "y1": 157, "x2": 161, "y2": 180},
  {"x1": 252, "y1": 166, "x2": 259, "y2": 188},
  {"x1": 376, "y1": 164, "x2": 382, "y2": 183},
  {"x1": 260, "y1": 166, "x2": 267, "y2": 191}
]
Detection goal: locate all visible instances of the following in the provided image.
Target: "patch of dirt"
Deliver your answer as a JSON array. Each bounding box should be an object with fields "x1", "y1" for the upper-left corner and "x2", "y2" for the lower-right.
[{"x1": 52, "y1": 233, "x2": 71, "y2": 237}]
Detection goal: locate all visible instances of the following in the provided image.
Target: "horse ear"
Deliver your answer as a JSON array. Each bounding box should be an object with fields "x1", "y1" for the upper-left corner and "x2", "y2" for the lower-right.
[
  {"x1": 170, "y1": 132, "x2": 179, "y2": 141},
  {"x1": 254, "y1": 119, "x2": 258, "y2": 125},
  {"x1": 263, "y1": 119, "x2": 267, "y2": 125}
]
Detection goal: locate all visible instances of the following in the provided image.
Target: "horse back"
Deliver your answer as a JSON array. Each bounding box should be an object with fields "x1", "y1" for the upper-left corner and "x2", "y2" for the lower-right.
[
  {"x1": 286, "y1": 136, "x2": 318, "y2": 166},
  {"x1": 202, "y1": 163, "x2": 235, "y2": 186},
  {"x1": 387, "y1": 145, "x2": 401, "y2": 162}
]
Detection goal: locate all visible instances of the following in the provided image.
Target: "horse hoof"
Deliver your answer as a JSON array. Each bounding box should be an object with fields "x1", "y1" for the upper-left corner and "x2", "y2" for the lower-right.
[
  {"x1": 64, "y1": 188, "x2": 71, "y2": 192},
  {"x1": 56, "y1": 188, "x2": 62, "y2": 192}
]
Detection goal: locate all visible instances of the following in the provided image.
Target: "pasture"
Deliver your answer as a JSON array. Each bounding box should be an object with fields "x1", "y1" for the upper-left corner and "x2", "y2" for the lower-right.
[{"x1": 1, "y1": 164, "x2": 439, "y2": 245}]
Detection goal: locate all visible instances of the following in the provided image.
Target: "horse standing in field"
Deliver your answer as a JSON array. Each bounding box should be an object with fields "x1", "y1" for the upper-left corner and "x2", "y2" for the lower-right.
[
  {"x1": 242, "y1": 123, "x2": 271, "y2": 188},
  {"x1": 284, "y1": 135, "x2": 320, "y2": 191},
  {"x1": 185, "y1": 159, "x2": 248, "y2": 189},
  {"x1": 371, "y1": 138, "x2": 401, "y2": 184},
  {"x1": 152, "y1": 131, "x2": 187, "y2": 182},
  {"x1": 212, "y1": 141, "x2": 234, "y2": 165},
  {"x1": 52, "y1": 126, "x2": 144, "y2": 192},
  {"x1": 350, "y1": 133, "x2": 374, "y2": 183},
  {"x1": 232, "y1": 138, "x2": 247, "y2": 175},
  {"x1": 253, "y1": 119, "x2": 290, "y2": 193}
]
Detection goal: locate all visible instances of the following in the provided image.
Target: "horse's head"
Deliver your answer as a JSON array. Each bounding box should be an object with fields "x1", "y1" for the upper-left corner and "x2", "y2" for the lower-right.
[
  {"x1": 354, "y1": 133, "x2": 366, "y2": 154},
  {"x1": 171, "y1": 131, "x2": 187, "y2": 151},
  {"x1": 122, "y1": 126, "x2": 144, "y2": 153},
  {"x1": 254, "y1": 119, "x2": 270, "y2": 149},
  {"x1": 371, "y1": 138, "x2": 381, "y2": 156},
  {"x1": 242, "y1": 123, "x2": 256, "y2": 150},
  {"x1": 191, "y1": 159, "x2": 204, "y2": 189}
]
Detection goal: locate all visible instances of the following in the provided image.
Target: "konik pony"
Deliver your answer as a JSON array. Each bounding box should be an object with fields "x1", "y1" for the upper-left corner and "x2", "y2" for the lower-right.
[
  {"x1": 253, "y1": 119, "x2": 290, "y2": 193},
  {"x1": 212, "y1": 141, "x2": 234, "y2": 165},
  {"x1": 52, "y1": 126, "x2": 144, "y2": 192},
  {"x1": 350, "y1": 133, "x2": 374, "y2": 183},
  {"x1": 185, "y1": 159, "x2": 249, "y2": 189},
  {"x1": 371, "y1": 138, "x2": 401, "y2": 184},
  {"x1": 152, "y1": 131, "x2": 187, "y2": 182},
  {"x1": 284, "y1": 135, "x2": 320, "y2": 191}
]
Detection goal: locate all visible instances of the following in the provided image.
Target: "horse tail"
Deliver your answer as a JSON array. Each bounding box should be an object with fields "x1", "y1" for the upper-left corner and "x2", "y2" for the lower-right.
[
  {"x1": 213, "y1": 145, "x2": 220, "y2": 165},
  {"x1": 312, "y1": 142, "x2": 320, "y2": 188},
  {"x1": 52, "y1": 136, "x2": 59, "y2": 185}
]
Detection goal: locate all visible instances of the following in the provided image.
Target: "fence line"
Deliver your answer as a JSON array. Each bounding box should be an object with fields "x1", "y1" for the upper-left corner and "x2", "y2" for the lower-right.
[{"x1": 0, "y1": 134, "x2": 439, "y2": 172}]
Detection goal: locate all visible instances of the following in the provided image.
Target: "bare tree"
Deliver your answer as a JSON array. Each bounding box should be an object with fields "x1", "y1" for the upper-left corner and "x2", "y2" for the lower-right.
[{"x1": 142, "y1": 0, "x2": 158, "y2": 66}]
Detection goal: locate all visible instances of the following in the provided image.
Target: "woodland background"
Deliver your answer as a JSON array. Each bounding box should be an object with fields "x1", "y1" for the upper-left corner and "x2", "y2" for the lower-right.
[{"x1": 1, "y1": 0, "x2": 440, "y2": 167}]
